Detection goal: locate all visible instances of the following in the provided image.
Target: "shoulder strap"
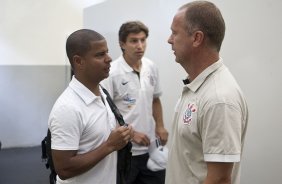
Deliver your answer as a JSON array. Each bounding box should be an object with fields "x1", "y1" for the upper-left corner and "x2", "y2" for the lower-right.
[
  {"x1": 100, "y1": 85, "x2": 132, "y2": 184},
  {"x1": 100, "y1": 85, "x2": 127, "y2": 126}
]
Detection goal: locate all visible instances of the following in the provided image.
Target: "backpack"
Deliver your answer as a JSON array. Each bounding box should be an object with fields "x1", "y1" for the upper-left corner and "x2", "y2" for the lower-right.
[{"x1": 41, "y1": 129, "x2": 57, "y2": 184}]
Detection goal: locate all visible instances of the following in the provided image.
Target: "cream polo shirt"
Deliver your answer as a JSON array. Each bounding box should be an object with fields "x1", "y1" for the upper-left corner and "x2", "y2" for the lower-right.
[
  {"x1": 48, "y1": 77, "x2": 117, "y2": 184},
  {"x1": 165, "y1": 59, "x2": 248, "y2": 184},
  {"x1": 101, "y1": 55, "x2": 162, "y2": 156}
]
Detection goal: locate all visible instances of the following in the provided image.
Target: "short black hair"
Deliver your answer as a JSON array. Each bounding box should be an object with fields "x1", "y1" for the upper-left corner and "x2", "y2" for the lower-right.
[{"x1": 66, "y1": 29, "x2": 105, "y2": 68}]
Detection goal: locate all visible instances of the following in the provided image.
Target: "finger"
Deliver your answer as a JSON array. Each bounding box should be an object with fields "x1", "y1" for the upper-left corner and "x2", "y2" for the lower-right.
[
  {"x1": 161, "y1": 139, "x2": 167, "y2": 145},
  {"x1": 124, "y1": 134, "x2": 131, "y2": 142},
  {"x1": 143, "y1": 138, "x2": 150, "y2": 146},
  {"x1": 122, "y1": 128, "x2": 131, "y2": 138}
]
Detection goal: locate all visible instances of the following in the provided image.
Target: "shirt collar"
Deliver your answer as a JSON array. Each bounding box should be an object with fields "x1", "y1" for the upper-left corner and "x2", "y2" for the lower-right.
[
  {"x1": 119, "y1": 55, "x2": 137, "y2": 73},
  {"x1": 182, "y1": 78, "x2": 190, "y2": 85},
  {"x1": 184, "y1": 58, "x2": 224, "y2": 92},
  {"x1": 69, "y1": 76, "x2": 99, "y2": 105}
]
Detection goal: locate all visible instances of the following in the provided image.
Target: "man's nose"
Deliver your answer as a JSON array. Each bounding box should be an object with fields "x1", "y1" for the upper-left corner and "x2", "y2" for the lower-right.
[
  {"x1": 137, "y1": 40, "x2": 144, "y2": 48},
  {"x1": 168, "y1": 35, "x2": 173, "y2": 44},
  {"x1": 106, "y1": 54, "x2": 112, "y2": 63}
]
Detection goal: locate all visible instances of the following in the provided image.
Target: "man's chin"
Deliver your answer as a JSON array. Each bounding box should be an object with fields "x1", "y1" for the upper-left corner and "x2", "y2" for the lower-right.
[
  {"x1": 101, "y1": 73, "x2": 109, "y2": 81},
  {"x1": 175, "y1": 58, "x2": 181, "y2": 63}
]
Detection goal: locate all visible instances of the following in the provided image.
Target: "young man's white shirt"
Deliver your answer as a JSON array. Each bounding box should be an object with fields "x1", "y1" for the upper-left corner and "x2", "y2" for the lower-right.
[
  {"x1": 48, "y1": 77, "x2": 117, "y2": 184},
  {"x1": 101, "y1": 55, "x2": 162, "y2": 156}
]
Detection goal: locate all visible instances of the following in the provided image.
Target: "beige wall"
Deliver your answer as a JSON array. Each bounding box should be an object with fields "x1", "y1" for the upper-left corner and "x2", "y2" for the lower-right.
[{"x1": 0, "y1": 0, "x2": 105, "y2": 65}]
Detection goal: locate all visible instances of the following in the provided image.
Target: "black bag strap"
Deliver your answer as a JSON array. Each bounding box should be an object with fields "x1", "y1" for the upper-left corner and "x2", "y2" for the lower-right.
[
  {"x1": 100, "y1": 85, "x2": 127, "y2": 126},
  {"x1": 100, "y1": 85, "x2": 132, "y2": 184}
]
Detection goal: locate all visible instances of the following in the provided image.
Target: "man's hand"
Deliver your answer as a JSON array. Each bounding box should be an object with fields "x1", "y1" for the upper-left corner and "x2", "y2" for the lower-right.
[
  {"x1": 131, "y1": 131, "x2": 150, "y2": 147},
  {"x1": 155, "y1": 126, "x2": 168, "y2": 145},
  {"x1": 106, "y1": 125, "x2": 132, "y2": 151}
]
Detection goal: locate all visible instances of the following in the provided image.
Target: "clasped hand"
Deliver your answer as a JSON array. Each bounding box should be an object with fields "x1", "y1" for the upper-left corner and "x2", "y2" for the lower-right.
[{"x1": 107, "y1": 125, "x2": 133, "y2": 151}]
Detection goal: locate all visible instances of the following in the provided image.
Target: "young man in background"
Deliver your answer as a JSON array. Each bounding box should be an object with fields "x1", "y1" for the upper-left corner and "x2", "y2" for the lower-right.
[{"x1": 102, "y1": 21, "x2": 168, "y2": 184}]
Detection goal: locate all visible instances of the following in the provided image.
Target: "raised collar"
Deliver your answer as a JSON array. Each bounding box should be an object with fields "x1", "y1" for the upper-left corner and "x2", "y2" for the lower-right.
[
  {"x1": 119, "y1": 55, "x2": 139, "y2": 73},
  {"x1": 69, "y1": 76, "x2": 100, "y2": 105},
  {"x1": 184, "y1": 58, "x2": 224, "y2": 92}
]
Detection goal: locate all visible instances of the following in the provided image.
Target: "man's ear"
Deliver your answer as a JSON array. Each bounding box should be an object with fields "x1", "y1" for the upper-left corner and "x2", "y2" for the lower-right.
[
  {"x1": 73, "y1": 55, "x2": 84, "y2": 69},
  {"x1": 119, "y1": 41, "x2": 125, "y2": 50},
  {"x1": 192, "y1": 31, "x2": 204, "y2": 47}
]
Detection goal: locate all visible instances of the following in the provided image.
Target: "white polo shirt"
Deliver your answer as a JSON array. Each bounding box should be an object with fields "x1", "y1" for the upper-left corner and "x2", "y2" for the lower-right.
[
  {"x1": 165, "y1": 59, "x2": 248, "y2": 184},
  {"x1": 48, "y1": 77, "x2": 117, "y2": 184},
  {"x1": 101, "y1": 55, "x2": 162, "y2": 156}
]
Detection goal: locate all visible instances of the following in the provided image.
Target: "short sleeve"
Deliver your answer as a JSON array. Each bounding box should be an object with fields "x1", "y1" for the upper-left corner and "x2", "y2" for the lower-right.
[
  {"x1": 49, "y1": 105, "x2": 83, "y2": 150},
  {"x1": 201, "y1": 102, "x2": 242, "y2": 162},
  {"x1": 153, "y1": 65, "x2": 162, "y2": 98}
]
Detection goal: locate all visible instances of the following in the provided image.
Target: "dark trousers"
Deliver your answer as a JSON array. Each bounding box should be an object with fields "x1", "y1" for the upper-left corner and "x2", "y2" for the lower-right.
[{"x1": 126, "y1": 153, "x2": 165, "y2": 184}]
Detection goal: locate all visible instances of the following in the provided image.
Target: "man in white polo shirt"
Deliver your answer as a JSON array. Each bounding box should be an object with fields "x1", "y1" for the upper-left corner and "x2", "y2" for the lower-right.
[
  {"x1": 102, "y1": 21, "x2": 168, "y2": 184},
  {"x1": 48, "y1": 29, "x2": 132, "y2": 184},
  {"x1": 166, "y1": 1, "x2": 248, "y2": 184}
]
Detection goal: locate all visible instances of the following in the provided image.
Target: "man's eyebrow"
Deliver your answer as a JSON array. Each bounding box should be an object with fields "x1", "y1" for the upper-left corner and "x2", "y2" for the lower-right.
[{"x1": 95, "y1": 50, "x2": 108, "y2": 56}]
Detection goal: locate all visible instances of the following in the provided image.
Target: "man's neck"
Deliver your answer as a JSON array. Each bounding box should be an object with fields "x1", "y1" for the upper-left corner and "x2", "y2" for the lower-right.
[
  {"x1": 75, "y1": 75, "x2": 100, "y2": 96},
  {"x1": 123, "y1": 54, "x2": 142, "y2": 72},
  {"x1": 184, "y1": 51, "x2": 219, "y2": 81}
]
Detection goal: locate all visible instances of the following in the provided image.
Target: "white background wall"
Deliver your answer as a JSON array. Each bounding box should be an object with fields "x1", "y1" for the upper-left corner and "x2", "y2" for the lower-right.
[
  {"x1": 0, "y1": 0, "x2": 104, "y2": 147},
  {"x1": 1, "y1": 0, "x2": 282, "y2": 183}
]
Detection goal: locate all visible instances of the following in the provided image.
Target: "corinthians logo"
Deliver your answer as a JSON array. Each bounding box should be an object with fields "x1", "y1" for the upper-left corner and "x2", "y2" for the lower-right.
[{"x1": 183, "y1": 103, "x2": 197, "y2": 125}]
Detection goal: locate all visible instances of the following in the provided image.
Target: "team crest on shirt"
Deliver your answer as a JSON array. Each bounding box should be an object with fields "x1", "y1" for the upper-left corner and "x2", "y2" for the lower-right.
[
  {"x1": 123, "y1": 93, "x2": 136, "y2": 109},
  {"x1": 183, "y1": 103, "x2": 197, "y2": 125}
]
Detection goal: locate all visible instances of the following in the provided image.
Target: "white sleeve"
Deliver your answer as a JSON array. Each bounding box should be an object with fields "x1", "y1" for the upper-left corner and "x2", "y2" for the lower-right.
[
  {"x1": 49, "y1": 105, "x2": 83, "y2": 150},
  {"x1": 153, "y1": 65, "x2": 162, "y2": 98}
]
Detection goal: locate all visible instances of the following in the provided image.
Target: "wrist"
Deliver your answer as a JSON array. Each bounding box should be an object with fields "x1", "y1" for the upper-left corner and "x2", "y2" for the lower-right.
[{"x1": 104, "y1": 140, "x2": 116, "y2": 153}]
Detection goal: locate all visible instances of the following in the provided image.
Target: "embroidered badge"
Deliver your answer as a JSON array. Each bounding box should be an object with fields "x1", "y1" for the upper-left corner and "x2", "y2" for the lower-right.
[
  {"x1": 183, "y1": 103, "x2": 197, "y2": 125},
  {"x1": 123, "y1": 94, "x2": 136, "y2": 109}
]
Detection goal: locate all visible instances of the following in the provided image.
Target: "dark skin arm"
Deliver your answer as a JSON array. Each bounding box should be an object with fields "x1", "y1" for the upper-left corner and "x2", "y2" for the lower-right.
[
  {"x1": 203, "y1": 162, "x2": 234, "y2": 184},
  {"x1": 52, "y1": 125, "x2": 132, "y2": 180}
]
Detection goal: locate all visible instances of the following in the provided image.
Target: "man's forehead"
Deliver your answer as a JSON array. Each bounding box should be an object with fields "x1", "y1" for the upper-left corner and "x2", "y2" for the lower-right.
[
  {"x1": 127, "y1": 32, "x2": 146, "y2": 39},
  {"x1": 89, "y1": 40, "x2": 107, "y2": 50},
  {"x1": 90, "y1": 39, "x2": 106, "y2": 46}
]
